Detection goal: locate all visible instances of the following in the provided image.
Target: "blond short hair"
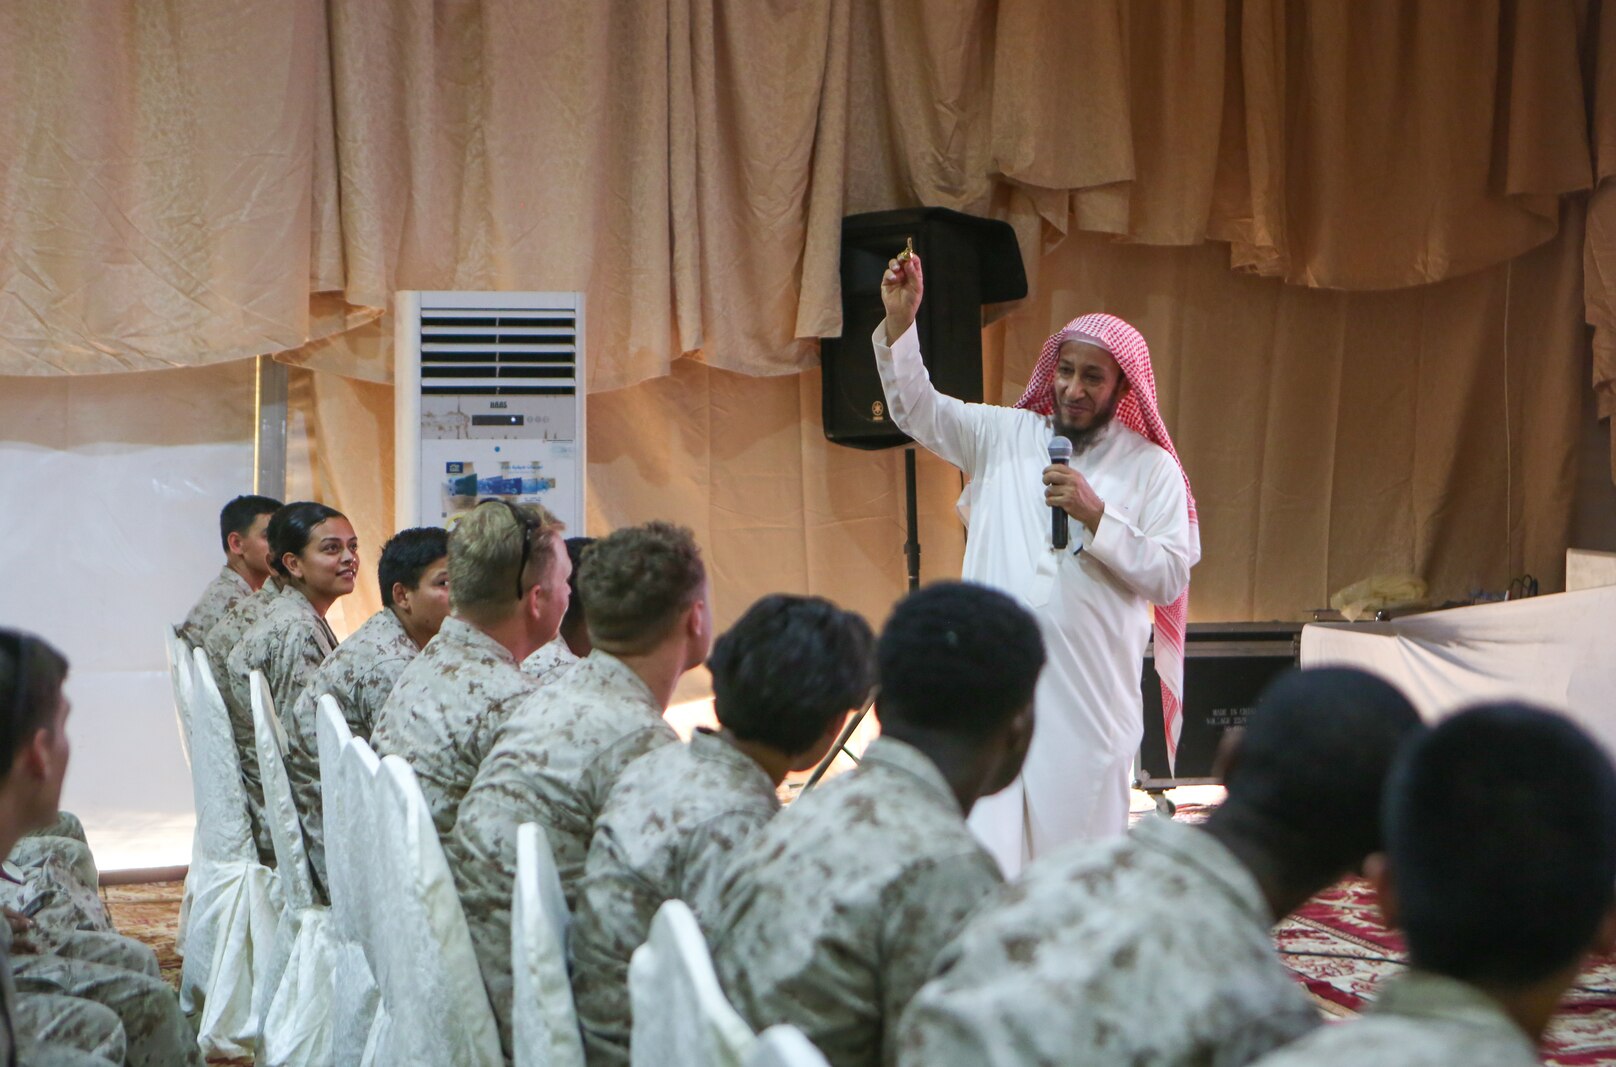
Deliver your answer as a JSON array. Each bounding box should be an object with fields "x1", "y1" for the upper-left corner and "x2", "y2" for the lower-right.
[{"x1": 448, "y1": 500, "x2": 565, "y2": 618}]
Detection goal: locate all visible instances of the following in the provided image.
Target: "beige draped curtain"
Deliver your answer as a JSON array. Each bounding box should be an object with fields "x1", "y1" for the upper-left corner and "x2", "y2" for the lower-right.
[{"x1": 2, "y1": 0, "x2": 1611, "y2": 628}]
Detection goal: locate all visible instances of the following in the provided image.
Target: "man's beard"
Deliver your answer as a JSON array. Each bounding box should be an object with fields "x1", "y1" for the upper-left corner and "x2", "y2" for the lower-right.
[{"x1": 1052, "y1": 398, "x2": 1118, "y2": 454}]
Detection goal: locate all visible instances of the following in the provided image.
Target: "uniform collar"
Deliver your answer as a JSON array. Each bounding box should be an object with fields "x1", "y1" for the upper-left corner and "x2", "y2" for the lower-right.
[
  {"x1": 222, "y1": 565, "x2": 253, "y2": 595},
  {"x1": 690, "y1": 727, "x2": 776, "y2": 796},
  {"x1": 570, "y1": 650, "x2": 660, "y2": 711},
  {"x1": 1131, "y1": 815, "x2": 1273, "y2": 927},
  {"x1": 858, "y1": 736, "x2": 961, "y2": 812},
  {"x1": 1373, "y1": 970, "x2": 1538, "y2": 1052},
  {"x1": 439, "y1": 615, "x2": 519, "y2": 667}
]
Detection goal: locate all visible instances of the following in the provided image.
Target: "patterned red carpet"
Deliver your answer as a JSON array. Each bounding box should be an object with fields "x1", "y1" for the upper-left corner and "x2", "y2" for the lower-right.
[
  {"x1": 1276, "y1": 877, "x2": 1616, "y2": 1065},
  {"x1": 103, "y1": 844, "x2": 1616, "y2": 1066}
]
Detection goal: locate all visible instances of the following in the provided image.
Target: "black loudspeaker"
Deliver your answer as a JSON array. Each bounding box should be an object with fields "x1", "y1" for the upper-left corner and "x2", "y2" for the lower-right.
[{"x1": 820, "y1": 207, "x2": 1028, "y2": 450}]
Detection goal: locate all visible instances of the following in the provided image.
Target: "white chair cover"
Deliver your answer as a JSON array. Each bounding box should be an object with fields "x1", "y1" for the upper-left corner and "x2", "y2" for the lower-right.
[
  {"x1": 249, "y1": 672, "x2": 314, "y2": 910},
  {"x1": 180, "y1": 648, "x2": 280, "y2": 1060},
  {"x1": 744, "y1": 1027, "x2": 832, "y2": 1067},
  {"x1": 512, "y1": 822, "x2": 584, "y2": 1067},
  {"x1": 163, "y1": 627, "x2": 198, "y2": 956},
  {"x1": 628, "y1": 899, "x2": 755, "y2": 1067},
  {"x1": 163, "y1": 626, "x2": 194, "y2": 767},
  {"x1": 371, "y1": 754, "x2": 503, "y2": 1066},
  {"x1": 318, "y1": 698, "x2": 381, "y2": 1066},
  {"x1": 249, "y1": 671, "x2": 336, "y2": 1066},
  {"x1": 339, "y1": 738, "x2": 389, "y2": 1067}
]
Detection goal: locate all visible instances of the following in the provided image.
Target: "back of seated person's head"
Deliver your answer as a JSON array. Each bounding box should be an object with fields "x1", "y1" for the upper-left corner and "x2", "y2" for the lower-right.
[
  {"x1": 1217, "y1": 667, "x2": 1423, "y2": 885},
  {"x1": 448, "y1": 500, "x2": 565, "y2": 625},
  {"x1": 578, "y1": 522, "x2": 707, "y2": 657},
  {"x1": 559, "y1": 536, "x2": 597, "y2": 650},
  {"x1": 0, "y1": 630, "x2": 71, "y2": 835},
  {"x1": 1385, "y1": 703, "x2": 1616, "y2": 988},
  {"x1": 709, "y1": 594, "x2": 875, "y2": 760},
  {"x1": 875, "y1": 583, "x2": 1044, "y2": 795}
]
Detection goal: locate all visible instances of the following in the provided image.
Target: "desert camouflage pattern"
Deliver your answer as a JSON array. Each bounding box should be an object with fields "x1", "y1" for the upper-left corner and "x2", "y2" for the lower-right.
[
  {"x1": 448, "y1": 651, "x2": 677, "y2": 1056},
  {"x1": 896, "y1": 814, "x2": 1319, "y2": 1067},
  {"x1": 371, "y1": 616, "x2": 538, "y2": 837},
  {"x1": 14, "y1": 990, "x2": 125, "y2": 1066},
  {"x1": 570, "y1": 728, "x2": 779, "y2": 1065},
  {"x1": 226, "y1": 585, "x2": 337, "y2": 867},
  {"x1": 201, "y1": 578, "x2": 284, "y2": 860},
  {"x1": 12, "y1": 941, "x2": 201, "y2": 1067},
  {"x1": 1250, "y1": 971, "x2": 1537, "y2": 1067},
  {"x1": 708, "y1": 737, "x2": 1002, "y2": 1067},
  {"x1": 3, "y1": 839, "x2": 112, "y2": 935},
  {"x1": 520, "y1": 634, "x2": 579, "y2": 687},
  {"x1": 285, "y1": 607, "x2": 418, "y2": 898},
  {"x1": 177, "y1": 566, "x2": 252, "y2": 649}
]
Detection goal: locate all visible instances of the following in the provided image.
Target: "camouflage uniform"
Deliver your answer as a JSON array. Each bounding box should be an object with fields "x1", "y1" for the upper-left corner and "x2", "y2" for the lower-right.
[
  {"x1": 448, "y1": 651, "x2": 678, "y2": 1056},
  {"x1": 1250, "y1": 971, "x2": 1538, "y2": 1067},
  {"x1": 707, "y1": 737, "x2": 1002, "y2": 1067},
  {"x1": 285, "y1": 607, "x2": 418, "y2": 899},
  {"x1": 11, "y1": 949, "x2": 202, "y2": 1067},
  {"x1": 520, "y1": 634, "x2": 579, "y2": 687},
  {"x1": 24, "y1": 814, "x2": 87, "y2": 847},
  {"x1": 12, "y1": 990, "x2": 124, "y2": 1066},
  {"x1": 202, "y1": 575, "x2": 284, "y2": 693},
  {"x1": 896, "y1": 814, "x2": 1320, "y2": 1067},
  {"x1": 227, "y1": 584, "x2": 337, "y2": 867},
  {"x1": 571, "y1": 727, "x2": 780, "y2": 1066},
  {"x1": 177, "y1": 566, "x2": 252, "y2": 649},
  {"x1": 201, "y1": 577, "x2": 284, "y2": 861},
  {"x1": 2, "y1": 845, "x2": 112, "y2": 935},
  {"x1": 226, "y1": 583, "x2": 338, "y2": 736},
  {"x1": 371, "y1": 616, "x2": 538, "y2": 838},
  {"x1": 1, "y1": 820, "x2": 192, "y2": 1067}
]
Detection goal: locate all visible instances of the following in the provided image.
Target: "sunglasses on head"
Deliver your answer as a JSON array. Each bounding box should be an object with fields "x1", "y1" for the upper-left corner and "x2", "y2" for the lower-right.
[{"x1": 482, "y1": 499, "x2": 539, "y2": 601}]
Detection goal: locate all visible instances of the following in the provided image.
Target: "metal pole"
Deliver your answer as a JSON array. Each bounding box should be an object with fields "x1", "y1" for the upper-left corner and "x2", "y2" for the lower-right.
[
  {"x1": 802, "y1": 445, "x2": 924, "y2": 793},
  {"x1": 903, "y1": 446, "x2": 921, "y2": 592},
  {"x1": 254, "y1": 355, "x2": 288, "y2": 499}
]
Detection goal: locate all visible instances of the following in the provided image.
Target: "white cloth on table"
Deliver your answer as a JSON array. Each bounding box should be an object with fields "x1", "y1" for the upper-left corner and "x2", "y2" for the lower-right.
[{"x1": 1300, "y1": 585, "x2": 1616, "y2": 755}]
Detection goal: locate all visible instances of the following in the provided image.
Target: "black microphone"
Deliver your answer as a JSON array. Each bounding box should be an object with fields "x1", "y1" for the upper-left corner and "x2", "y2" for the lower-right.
[{"x1": 1048, "y1": 436, "x2": 1073, "y2": 550}]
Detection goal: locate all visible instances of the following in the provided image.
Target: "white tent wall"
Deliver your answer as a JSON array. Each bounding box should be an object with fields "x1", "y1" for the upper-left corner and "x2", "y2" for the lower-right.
[{"x1": 0, "y1": 359, "x2": 256, "y2": 870}]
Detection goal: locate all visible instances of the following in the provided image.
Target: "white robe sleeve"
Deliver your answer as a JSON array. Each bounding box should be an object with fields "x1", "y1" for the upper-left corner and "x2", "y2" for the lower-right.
[
  {"x1": 1081, "y1": 452, "x2": 1194, "y2": 606},
  {"x1": 872, "y1": 321, "x2": 994, "y2": 475}
]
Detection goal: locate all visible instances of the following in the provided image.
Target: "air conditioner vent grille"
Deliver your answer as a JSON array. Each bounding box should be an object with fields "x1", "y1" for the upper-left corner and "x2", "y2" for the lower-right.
[{"x1": 417, "y1": 305, "x2": 578, "y2": 396}]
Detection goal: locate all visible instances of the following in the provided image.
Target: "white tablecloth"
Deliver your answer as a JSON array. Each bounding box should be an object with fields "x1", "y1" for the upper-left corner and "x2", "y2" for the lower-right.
[{"x1": 1301, "y1": 585, "x2": 1616, "y2": 756}]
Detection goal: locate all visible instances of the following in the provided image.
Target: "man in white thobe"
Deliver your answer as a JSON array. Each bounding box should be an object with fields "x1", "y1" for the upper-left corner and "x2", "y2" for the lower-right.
[{"x1": 873, "y1": 250, "x2": 1199, "y2": 876}]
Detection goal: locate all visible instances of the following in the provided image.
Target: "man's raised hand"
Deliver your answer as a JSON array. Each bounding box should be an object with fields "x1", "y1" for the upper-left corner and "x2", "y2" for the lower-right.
[{"x1": 881, "y1": 251, "x2": 923, "y2": 345}]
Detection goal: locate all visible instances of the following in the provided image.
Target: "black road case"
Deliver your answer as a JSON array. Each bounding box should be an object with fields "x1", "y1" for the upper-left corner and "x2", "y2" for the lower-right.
[{"x1": 1135, "y1": 623, "x2": 1301, "y2": 814}]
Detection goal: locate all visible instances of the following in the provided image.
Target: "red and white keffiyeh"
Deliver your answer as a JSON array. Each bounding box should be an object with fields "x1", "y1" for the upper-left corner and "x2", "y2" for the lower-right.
[{"x1": 1015, "y1": 313, "x2": 1199, "y2": 772}]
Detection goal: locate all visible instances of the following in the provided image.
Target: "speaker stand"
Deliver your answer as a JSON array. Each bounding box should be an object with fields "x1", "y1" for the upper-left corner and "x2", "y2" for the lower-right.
[{"x1": 803, "y1": 447, "x2": 922, "y2": 791}]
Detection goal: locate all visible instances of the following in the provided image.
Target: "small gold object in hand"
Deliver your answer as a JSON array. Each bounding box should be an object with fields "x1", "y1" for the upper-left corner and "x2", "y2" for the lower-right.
[{"x1": 897, "y1": 237, "x2": 914, "y2": 262}]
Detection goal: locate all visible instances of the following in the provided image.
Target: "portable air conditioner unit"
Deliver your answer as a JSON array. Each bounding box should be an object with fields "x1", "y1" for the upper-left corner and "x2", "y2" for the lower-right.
[{"x1": 394, "y1": 291, "x2": 586, "y2": 533}]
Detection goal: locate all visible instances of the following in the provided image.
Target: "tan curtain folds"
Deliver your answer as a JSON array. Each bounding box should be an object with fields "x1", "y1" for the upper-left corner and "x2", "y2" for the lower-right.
[{"x1": 2, "y1": 1, "x2": 1611, "y2": 624}]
